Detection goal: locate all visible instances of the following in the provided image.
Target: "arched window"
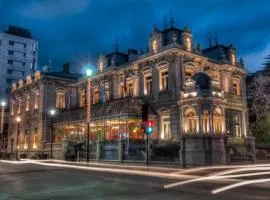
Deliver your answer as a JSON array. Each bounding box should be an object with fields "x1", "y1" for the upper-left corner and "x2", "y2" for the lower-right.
[
  {"x1": 79, "y1": 90, "x2": 86, "y2": 108},
  {"x1": 213, "y1": 107, "x2": 223, "y2": 135},
  {"x1": 184, "y1": 108, "x2": 198, "y2": 134}
]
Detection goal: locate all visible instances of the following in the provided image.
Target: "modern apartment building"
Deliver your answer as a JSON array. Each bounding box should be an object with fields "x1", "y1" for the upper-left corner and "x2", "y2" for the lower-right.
[{"x1": 0, "y1": 26, "x2": 38, "y2": 99}]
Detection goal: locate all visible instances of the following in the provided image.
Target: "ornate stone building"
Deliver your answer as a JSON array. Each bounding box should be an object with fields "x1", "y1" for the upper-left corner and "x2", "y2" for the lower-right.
[{"x1": 8, "y1": 23, "x2": 254, "y2": 165}]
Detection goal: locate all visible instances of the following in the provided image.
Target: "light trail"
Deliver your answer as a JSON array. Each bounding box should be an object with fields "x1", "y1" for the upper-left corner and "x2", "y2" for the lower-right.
[
  {"x1": 0, "y1": 160, "x2": 196, "y2": 180},
  {"x1": 212, "y1": 178, "x2": 270, "y2": 194},
  {"x1": 164, "y1": 167, "x2": 270, "y2": 189}
]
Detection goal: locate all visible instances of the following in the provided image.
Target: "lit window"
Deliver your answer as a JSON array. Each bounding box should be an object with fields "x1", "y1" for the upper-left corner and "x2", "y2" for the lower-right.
[
  {"x1": 202, "y1": 112, "x2": 209, "y2": 134},
  {"x1": 127, "y1": 82, "x2": 134, "y2": 96},
  {"x1": 152, "y1": 40, "x2": 158, "y2": 52},
  {"x1": 144, "y1": 75, "x2": 152, "y2": 95},
  {"x1": 160, "y1": 70, "x2": 168, "y2": 91},
  {"x1": 120, "y1": 85, "x2": 125, "y2": 98},
  {"x1": 234, "y1": 114, "x2": 241, "y2": 137},
  {"x1": 231, "y1": 53, "x2": 236, "y2": 65},
  {"x1": 186, "y1": 37, "x2": 191, "y2": 51},
  {"x1": 56, "y1": 93, "x2": 65, "y2": 109},
  {"x1": 80, "y1": 91, "x2": 86, "y2": 108},
  {"x1": 105, "y1": 83, "x2": 110, "y2": 101},
  {"x1": 33, "y1": 128, "x2": 38, "y2": 149},
  {"x1": 12, "y1": 83, "x2": 16, "y2": 92},
  {"x1": 24, "y1": 130, "x2": 29, "y2": 150},
  {"x1": 34, "y1": 71, "x2": 41, "y2": 81},
  {"x1": 161, "y1": 116, "x2": 171, "y2": 139},
  {"x1": 93, "y1": 88, "x2": 99, "y2": 104},
  {"x1": 26, "y1": 75, "x2": 32, "y2": 84},
  {"x1": 18, "y1": 98, "x2": 22, "y2": 114},
  {"x1": 185, "y1": 70, "x2": 192, "y2": 79},
  {"x1": 10, "y1": 100, "x2": 14, "y2": 116},
  {"x1": 213, "y1": 108, "x2": 223, "y2": 135},
  {"x1": 25, "y1": 95, "x2": 30, "y2": 111},
  {"x1": 18, "y1": 80, "x2": 23, "y2": 88},
  {"x1": 184, "y1": 108, "x2": 198, "y2": 134},
  {"x1": 99, "y1": 60, "x2": 104, "y2": 72},
  {"x1": 34, "y1": 92, "x2": 39, "y2": 110},
  {"x1": 232, "y1": 80, "x2": 240, "y2": 95}
]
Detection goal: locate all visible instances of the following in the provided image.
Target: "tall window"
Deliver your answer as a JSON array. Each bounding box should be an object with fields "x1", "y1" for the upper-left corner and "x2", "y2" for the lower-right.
[
  {"x1": 202, "y1": 113, "x2": 209, "y2": 134},
  {"x1": 161, "y1": 116, "x2": 171, "y2": 139},
  {"x1": 144, "y1": 75, "x2": 152, "y2": 95},
  {"x1": 232, "y1": 79, "x2": 240, "y2": 95},
  {"x1": 186, "y1": 37, "x2": 191, "y2": 51},
  {"x1": 185, "y1": 70, "x2": 192, "y2": 79},
  {"x1": 34, "y1": 92, "x2": 39, "y2": 110},
  {"x1": 56, "y1": 93, "x2": 65, "y2": 109},
  {"x1": 160, "y1": 70, "x2": 168, "y2": 91},
  {"x1": 25, "y1": 95, "x2": 30, "y2": 111},
  {"x1": 152, "y1": 40, "x2": 158, "y2": 52},
  {"x1": 120, "y1": 85, "x2": 125, "y2": 98},
  {"x1": 10, "y1": 100, "x2": 14, "y2": 116},
  {"x1": 225, "y1": 111, "x2": 242, "y2": 137},
  {"x1": 93, "y1": 88, "x2": 99, "y2": 104},
  {"x1": 33, "y1": 128, "x2": 38, "y2": 149},
  {"x1": 231, "y1": 53, "x2": 236, "y2": 65},
  {"x1": 80, "y1": 91, "x2": 86, "y2": 107},
  {"x1": 105, "y1": 83, "x2": 110, "y2": 101},
  {"x1": 18, "y1": 98, "x2": 22, "y2": 114},
  {"x1": 184, "y1": 108, "x2": 198, "y2": 134},
  {"x1": 213, "y1": 108, "x2": 223, "y2": 135},
  {"x1": 24, "y1": 129, "x2": 29, "y2": 150},
  {"x1": 127, "y1": 82, "x2": 134, "y2": 96}
]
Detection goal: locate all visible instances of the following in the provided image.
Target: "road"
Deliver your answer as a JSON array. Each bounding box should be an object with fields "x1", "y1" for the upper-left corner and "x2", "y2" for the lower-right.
[{"x1": 0, "y1": 161, "x2": 270, "y2": 200}]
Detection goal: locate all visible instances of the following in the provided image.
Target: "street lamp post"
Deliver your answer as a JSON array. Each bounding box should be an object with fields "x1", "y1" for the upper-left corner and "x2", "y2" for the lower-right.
[
  {"x1": 15, "y1": 116, "x2": 21, "y2": 160},
  {"x1": 1, "y1": 101, "x2": 6, "y2": 149},
  {"x1": 86, "y1": 69, "x2": 93, "y2": 163},
  {"x1": 49, "y1": 109, "x2": 56, "y2": 159}
]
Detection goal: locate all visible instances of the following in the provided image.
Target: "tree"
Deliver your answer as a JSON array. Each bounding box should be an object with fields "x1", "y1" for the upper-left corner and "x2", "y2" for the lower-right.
[
  {"x1": 263, "y1": 54, "x2": 270, "y2": 71},
  {"x1": 251, "y1": 120, "x2": 270, "y2": 144}
]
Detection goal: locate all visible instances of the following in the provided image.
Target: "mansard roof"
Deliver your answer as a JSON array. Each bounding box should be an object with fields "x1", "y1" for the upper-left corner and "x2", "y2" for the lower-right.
[
  {"x1": 192, "y1": 72, "x2": 211, "y2": 89},
  {"x1": 202, "y1": 44, "x2": 232, "y2": 61}
]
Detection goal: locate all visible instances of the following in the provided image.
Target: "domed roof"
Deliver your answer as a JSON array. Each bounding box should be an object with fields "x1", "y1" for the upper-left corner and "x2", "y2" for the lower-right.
[{"x1": 191, "y1": 72, "x2": 211, "y2": 89}]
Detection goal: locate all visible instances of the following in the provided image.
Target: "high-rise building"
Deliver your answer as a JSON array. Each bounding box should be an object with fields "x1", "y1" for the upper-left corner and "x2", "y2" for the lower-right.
[{"x1": 0, "y1": 26, "x2": 38, "y2": 99}]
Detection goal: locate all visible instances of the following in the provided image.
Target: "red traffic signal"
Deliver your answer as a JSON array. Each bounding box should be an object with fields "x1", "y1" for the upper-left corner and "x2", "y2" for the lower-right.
[{"x1": 147, "y1": 120, "x2": 154, "y2": 127}]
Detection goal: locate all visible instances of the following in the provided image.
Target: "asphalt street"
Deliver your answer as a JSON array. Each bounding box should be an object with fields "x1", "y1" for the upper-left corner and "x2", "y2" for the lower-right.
[{"x1": 0, "y1": 162, "x2": 270, "y2": 200}]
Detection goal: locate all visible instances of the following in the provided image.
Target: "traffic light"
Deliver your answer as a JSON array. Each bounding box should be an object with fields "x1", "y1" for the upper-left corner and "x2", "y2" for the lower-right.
[{"x1": 145, "y1": 120, "x2": 154, "y2": 135}]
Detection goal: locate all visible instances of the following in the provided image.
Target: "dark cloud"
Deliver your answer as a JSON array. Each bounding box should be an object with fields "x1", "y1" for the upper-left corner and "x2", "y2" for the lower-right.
[{"x1": 0, "y1": 0, "x2": 269, "y2": 72}]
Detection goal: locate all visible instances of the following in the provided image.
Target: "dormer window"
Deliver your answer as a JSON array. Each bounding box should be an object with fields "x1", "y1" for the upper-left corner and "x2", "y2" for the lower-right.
[
  {"x1": 232, "y1": 79, "x2": 240, "y2": 95},
  {"x1": 99, "y1": 60, "x2": 104, "y2": 72},
  {"x1": 152, "y1": 40, "x2": 158, "y2": 52},
  {"x1": 186, "y1": 37, "x2": 191, "y2": 51},
  {"x1": 18, "y1": 80, "x2": 23, "y2": 88},
  {"x1": 26, "y1": 75, "x2": 32, "y2": 85},
  {"x1": 231, "y1": 53, "x2": 236, "y2": 65},
  {"x1": 34, "y1": 71, "x2": 41, "y2": 81}
]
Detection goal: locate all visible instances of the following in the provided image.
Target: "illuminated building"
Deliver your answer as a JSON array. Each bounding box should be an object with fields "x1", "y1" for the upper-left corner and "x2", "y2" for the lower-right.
[{"x1": 8, "y1": 22, "x2": 254, "y2": 166}]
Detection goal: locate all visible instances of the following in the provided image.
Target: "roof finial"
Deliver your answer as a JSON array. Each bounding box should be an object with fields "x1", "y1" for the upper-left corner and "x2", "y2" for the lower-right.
[
  {"x1": 115, "y1": 38, "x2": 119, "y2": 52},
  {"x1": 214, "y1": 32, "x2": 218, "y2": 46},
  {"x1": 170, "y1": 12, "x2": 174, "y2": 28},
  {"x1": 208, "y1": 32, "x2": 212, "y2": 48},
  {"x1": 164, "y1": 15, "x2": 167, "y2": 31}
]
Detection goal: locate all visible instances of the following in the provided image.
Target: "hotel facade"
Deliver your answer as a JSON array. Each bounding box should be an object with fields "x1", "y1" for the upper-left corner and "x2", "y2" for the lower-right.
[{"x1": 8, "y1": 24, "x2": 255, "y2": 166}]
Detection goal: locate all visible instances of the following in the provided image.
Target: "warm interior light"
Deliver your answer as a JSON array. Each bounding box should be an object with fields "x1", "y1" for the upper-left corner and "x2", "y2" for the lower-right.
[{"x1": 16, "y1": 117, "x2": 21, "y2": 122}]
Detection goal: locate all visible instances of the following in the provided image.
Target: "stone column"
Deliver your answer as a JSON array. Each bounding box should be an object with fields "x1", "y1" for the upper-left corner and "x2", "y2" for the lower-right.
[
  {"x1": 152, "y1": 67, "x2": 159, "y2": 100},
  {"x1": 179, "y1": 55, "x2": 185, "y2": 89},
  {"x1": 209, "y1": 105, "x2": 214, "y2": 135},
  {"x1": 175, "y1": 55, "x2": 181, "y2": 90}
]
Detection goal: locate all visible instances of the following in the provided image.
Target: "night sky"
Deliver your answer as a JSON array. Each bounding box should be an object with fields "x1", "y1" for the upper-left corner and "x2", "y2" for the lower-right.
[{"x1": 1, "y1": 0, "x2": 269, "y2": 73}]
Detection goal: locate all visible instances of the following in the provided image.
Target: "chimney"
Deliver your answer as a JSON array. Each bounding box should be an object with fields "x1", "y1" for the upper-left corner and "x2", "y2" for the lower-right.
[
  {"x1": 62, "y1": 63, "x2": 70, "y2": 73},
  {"x1": 128, "y1": 49, "x2": 138, "y2": 62}
]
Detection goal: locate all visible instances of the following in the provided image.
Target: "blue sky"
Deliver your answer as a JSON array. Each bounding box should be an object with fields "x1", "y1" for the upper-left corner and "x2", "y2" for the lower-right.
[{"x1": 1, "y1": 0, "x2": 269, "y2": 73}]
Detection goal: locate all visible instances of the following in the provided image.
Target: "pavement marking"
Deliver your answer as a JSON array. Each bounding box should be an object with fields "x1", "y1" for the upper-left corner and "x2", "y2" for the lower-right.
[{"x1": 212, "y1": 178, "x2": 270, "y2": 194}]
